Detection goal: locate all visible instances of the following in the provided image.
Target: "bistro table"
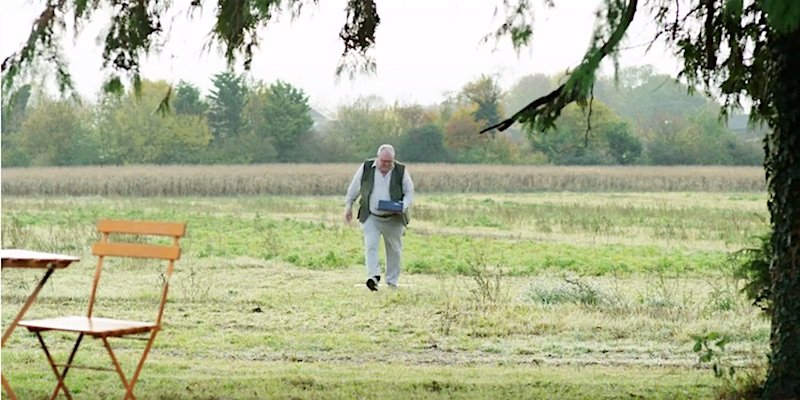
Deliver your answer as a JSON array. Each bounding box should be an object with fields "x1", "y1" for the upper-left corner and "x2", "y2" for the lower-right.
[{"x1": 1, "y1": 249, "x2": 80, "y2": 400}]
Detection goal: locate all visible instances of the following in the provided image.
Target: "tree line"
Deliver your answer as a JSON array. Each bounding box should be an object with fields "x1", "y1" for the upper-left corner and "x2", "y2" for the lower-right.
[{"x1": 1, "y1": 65, "x2": 763, "y2": 167}]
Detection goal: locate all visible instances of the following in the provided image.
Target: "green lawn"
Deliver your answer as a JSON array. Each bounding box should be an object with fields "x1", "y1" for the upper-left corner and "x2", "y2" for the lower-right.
[{"x1": 1, "y1": 193, "x2": 769, "y2": 399}]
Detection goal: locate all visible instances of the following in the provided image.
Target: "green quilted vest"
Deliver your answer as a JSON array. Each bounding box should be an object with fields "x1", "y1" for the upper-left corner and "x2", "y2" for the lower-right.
[{"x1": 357, "y1": 159, "x2": 409, "y2": 225}]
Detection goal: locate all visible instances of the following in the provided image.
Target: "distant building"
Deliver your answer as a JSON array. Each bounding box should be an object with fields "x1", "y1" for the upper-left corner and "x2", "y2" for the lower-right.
[
  {"x1": 727, "y1": 114, "x2": 768, "y2": 143},
  {"x1": 309, "y1": 109, "x2": 331, "y2": 131}
]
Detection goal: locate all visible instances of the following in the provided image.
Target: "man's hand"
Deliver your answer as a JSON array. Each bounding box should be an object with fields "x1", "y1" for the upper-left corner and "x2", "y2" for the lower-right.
[{"x1": 344, "y1": 208, "x2": 353, "y2": 223}]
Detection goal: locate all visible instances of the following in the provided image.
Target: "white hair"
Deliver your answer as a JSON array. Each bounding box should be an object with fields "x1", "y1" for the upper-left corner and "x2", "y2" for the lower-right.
[{"x1": 377, "y1": 144, "x2": 395, "y2": 158}]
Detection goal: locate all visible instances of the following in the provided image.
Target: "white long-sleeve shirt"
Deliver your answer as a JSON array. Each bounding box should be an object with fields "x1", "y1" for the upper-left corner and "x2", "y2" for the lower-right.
[{"x1": 344, "y1": 161, "x2": 414, "y2": 215}]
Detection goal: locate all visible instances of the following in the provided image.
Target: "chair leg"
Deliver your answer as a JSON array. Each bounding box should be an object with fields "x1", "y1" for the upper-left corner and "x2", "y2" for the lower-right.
[
  {"x1": 123, "y1": 330, "x2": 159, "y2": 400},
  {"x1": 101, "y1": 337, "x2": 132, "y2": 400},
  {"x1": 2, "y1": 373, "x2": 18, "y2": 400},
  {"x1": 35, "y1": 331, "x2": 82, "y2": 400}
]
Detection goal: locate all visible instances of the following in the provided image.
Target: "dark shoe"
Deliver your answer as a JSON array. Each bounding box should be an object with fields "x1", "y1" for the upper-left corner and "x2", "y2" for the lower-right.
[{"x1": 366, "y1": 277, "x2": 378, "y2": 291}]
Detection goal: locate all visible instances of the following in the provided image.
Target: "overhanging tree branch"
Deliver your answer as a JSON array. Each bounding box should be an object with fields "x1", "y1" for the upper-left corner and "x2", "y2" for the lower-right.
[{"x1": 480, "y1": 0, "x2": 638, "y2": 134}]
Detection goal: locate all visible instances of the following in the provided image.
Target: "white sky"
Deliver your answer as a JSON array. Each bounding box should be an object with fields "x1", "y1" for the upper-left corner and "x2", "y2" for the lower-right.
[{"x1": 0, "y1": 0, "x2": 678, "y2": 114}]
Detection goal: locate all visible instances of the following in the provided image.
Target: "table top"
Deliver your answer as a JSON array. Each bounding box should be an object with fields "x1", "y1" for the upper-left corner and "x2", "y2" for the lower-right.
[{"x1": 1, "y1": 249, "x2": 80, "y2": 269}]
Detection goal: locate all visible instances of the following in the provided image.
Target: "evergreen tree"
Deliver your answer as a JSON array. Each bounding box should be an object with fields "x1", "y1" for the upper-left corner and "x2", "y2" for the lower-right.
[
  {"x1": 260, "y1": 80, "x2": 313, "y2": 161},
  {"x1": 174, "y1": 81, "x2": 208, "y2": 116},
  {"x1": 207, "y1": 71, "x2": 247, "y2": 142}
]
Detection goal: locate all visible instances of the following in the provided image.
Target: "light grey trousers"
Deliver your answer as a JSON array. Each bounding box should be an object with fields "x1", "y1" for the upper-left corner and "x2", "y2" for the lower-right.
[{"x1": 362, "y1": 214, "x2": 405, "y2": 286}]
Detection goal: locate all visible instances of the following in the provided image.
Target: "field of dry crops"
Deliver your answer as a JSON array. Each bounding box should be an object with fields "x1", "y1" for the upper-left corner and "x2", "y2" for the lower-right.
[{"x1": 1, "y1": 164, "x2": 765, "y2": 196}]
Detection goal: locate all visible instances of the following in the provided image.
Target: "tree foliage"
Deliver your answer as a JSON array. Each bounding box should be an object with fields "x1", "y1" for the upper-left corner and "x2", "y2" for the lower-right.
[
  {"x1": 0, "y1": 70, "x2": 760, "y2": 167},
  {"x1": 207, "y1": 71, "x2": 247, "y2": 141},
  {"x1": 529, "y1": 101, "x2": 639, "y2": 165},
  {"x1": 94, "y1": 80, "x2": 211, "y2": 164},
  {"x1": 397, "y1": 123, "x2": 449, "y2": 162},
  {"x1": 323, "y1": 96, "x2": 397, "y2": 158},
  {"x1": 444, "y1": 107, "x2": 488, "y2": 152},
  {"x1": 256, "y1": 80, "x2": 313, "y2": 161},
  {"x1": 1, "y1": 83, "x2": 34, "y2": 166},
  {"x1": 12, "y1": 98, "x2": 92, "y2": 166},
  {"x1": 173, "y1": 81, "x2": 208, "y2": 116},
  {"x1": 647, "y1": 110, "x2": 760, "y2": 165},
  {"x1": 0, "y1": 0, "x2": 379, "y2": 94},
  {"x1": 503, "y1": 74, "x2": 555, "y2": 118},
  {"x1": 461, "y1": 74, "x2": 504, "y2": 127},
  {"x1": 1, "y1": 83, "x2": 32, "y2": 134},
  {"x1": 593, "y1": 65, "x2": 718, "y2": 139},
  {"x1": 390, "y1": 104, "x2": 435, "y2": 136}
]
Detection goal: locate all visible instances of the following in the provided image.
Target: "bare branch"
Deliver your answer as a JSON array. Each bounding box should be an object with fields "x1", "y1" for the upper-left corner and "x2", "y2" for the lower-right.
[
  {"x1": 704, "y1": 0, "x2": 717, "y2": 71},
  {"x1": 585, "y1": 85, "x2": 594, "y2": 146}
]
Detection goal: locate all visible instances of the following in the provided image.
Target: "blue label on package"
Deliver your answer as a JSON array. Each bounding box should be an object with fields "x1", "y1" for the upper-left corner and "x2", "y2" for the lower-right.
[{"x1": 378, "y1": 200, "x2": 403, "y2": 212}]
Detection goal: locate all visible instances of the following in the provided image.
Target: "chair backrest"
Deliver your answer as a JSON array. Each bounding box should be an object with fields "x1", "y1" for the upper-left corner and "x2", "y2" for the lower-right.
[{"x1": 87, "y1": 219, "x2": 186, "y2": 326}]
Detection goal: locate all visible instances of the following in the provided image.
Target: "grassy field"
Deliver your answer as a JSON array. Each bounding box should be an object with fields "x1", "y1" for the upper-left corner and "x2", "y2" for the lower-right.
[{"x1": 1, "y1": 189, "x2": 770, "y2": 399}]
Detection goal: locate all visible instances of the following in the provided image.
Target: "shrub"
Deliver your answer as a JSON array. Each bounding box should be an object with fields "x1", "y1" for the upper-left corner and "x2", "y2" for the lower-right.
[{"x1": 731, "y1": 231, "x2": 772, "y2": 314}]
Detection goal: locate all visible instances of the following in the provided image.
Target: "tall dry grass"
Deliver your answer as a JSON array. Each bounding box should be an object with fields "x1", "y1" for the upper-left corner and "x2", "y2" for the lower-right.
[{"x1": 1, "y1": 164, "x2": 765, "y2": 196}]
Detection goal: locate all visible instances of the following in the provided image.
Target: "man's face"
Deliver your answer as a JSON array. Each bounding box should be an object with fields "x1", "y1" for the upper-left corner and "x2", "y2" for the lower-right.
[{"x1": 377, "y1": 152, "x2": 394, "y2": 174}]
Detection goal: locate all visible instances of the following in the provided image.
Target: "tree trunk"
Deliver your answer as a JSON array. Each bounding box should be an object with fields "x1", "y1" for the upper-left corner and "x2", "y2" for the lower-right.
[{"x1": 763, "y1": 25, "x2": 800, "y2": 400}]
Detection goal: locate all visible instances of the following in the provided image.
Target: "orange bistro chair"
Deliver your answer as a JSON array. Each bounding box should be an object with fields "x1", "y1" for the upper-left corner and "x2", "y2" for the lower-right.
[{"x1": 19, "y1": 219, "x2": 187, "y2": 400}]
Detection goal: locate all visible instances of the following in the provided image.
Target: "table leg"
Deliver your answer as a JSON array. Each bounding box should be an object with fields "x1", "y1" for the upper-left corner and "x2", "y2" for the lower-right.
[
  {"x1": 2, "y1": 268, "x2": 55, "y2": 347},
  {"x1": 2, "y1": 267, "x2": 55, "y2": 399}
]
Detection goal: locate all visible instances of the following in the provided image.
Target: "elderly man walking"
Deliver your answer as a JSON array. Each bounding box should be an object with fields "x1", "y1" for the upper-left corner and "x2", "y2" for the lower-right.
[{"x1": 344, "y1": 144, "x2": 415, "y2": 291}]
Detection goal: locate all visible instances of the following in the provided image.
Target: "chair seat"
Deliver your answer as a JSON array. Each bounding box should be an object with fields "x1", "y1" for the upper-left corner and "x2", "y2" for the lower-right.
[{"x1": 19, "y1": 316, "x2": 156, "y2": 337}]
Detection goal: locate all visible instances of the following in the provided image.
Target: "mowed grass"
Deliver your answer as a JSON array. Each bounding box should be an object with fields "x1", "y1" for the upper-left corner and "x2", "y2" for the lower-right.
[
  {"x1": 2, "y1": 261, "x2": 761, "y2": 399},
  {"x1": 1, "y1": 193, "x2": 769, "y2": 399}
]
